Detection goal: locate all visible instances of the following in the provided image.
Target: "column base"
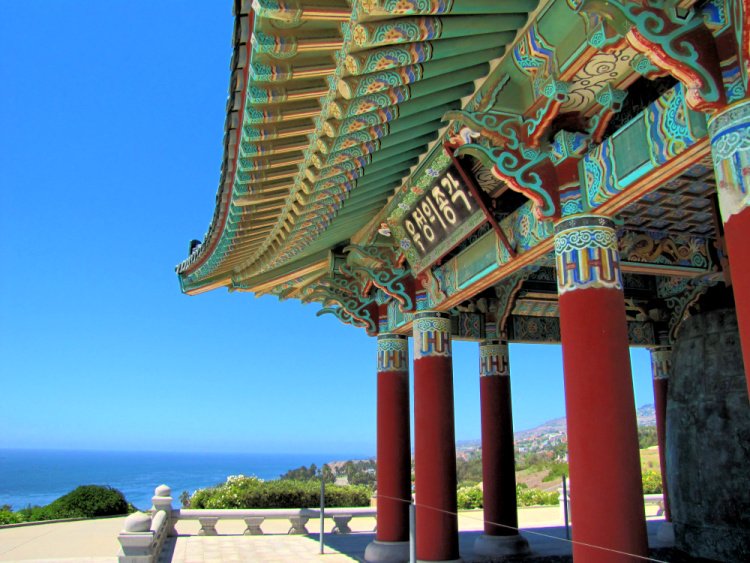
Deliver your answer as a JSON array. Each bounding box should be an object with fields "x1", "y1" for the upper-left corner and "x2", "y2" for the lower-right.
[
  {"x1": 473, "y1": 533, "x2": 530, "y2": 558},
  {"x1": 657, "y1": 521, "x2": 675, "y2": 544},
  {"x1": 365, "y1": 540, "x2": 410, "y2": 563}
]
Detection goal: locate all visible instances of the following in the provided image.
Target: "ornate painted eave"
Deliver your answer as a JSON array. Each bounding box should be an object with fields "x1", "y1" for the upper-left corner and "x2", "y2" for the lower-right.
[
  {"x1": 177, "y1": 0, "x2": 734, "y2": 347},
  {"x1": 176, "y1": 0, "x2": 539, "y2": 295}
]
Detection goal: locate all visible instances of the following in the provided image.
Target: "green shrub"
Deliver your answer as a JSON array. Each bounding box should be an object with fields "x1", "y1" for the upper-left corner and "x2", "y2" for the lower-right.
[
  {"x1": 49, "y1": 485, "x2": 129, "y2": 518},
  {"x1": 641, "y1": 470, "x2": 663, "y2": 494},
  {"x1": 456, "y1": 485, "x2": 483, "y2": 510},
  {"x1": 16, "y1": 486, "x2": 130, "y2": 522},
  {"x1": 2, "y1": 486, "x2": 130, "y2": 524},
  {"x1": 0, "y1": 510, "x2": 25, "y2": 525},
  {"x1": 190, "y1": 477, "x2": 371, "y2": 509},
  {"x1": 457, "y1": 480, "x2": 479, "y2": 488},
  {"x1": 541, "y1": 462, "x2": 569, "y2": 482},
  {"x1": 17, "y1": 505, "x2": 58, "y2": 522},
  {"x1": 516, "y1": 485, "x2": 559, "y2": 507},
  {"x1": 455, "y1": 484, "x2": 559, "y2": 510}
]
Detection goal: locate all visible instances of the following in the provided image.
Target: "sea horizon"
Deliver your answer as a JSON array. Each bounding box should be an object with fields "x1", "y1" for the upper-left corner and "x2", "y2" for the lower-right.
[{"x1": 0, "y1": 448, "x2": 373, "y2": 511}]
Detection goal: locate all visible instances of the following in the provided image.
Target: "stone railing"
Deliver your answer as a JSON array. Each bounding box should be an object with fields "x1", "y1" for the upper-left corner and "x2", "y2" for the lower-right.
[
  {"x1": 558, "y1": 487, "x2": 665, "y2": 521},
  {"x1": 117, "y1": 484, "x2": 376, "y2": 563},
  {"x1": 175, "y1": 506, "x2": 376, "y2": 535},
  {"x1": 117, "y1": 485, "x2": 172, "y2": 563}
]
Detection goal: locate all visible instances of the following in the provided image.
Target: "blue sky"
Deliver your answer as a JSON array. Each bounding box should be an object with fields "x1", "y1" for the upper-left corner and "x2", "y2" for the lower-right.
[{"x1": 0, "y1": 2, "x2": 656, "y2": 455}]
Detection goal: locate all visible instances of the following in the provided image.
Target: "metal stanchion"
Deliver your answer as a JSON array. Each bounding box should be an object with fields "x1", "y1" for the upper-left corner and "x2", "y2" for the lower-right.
[
  {"x1": 409, "y1": 502, "x2": 416, "y2": 563},
  {"x1": 562, "y1": 475, "x2": 570, "y2": 540},
  {"x1": 320, "y1": 479, "x2": 325, "y2": 554}
]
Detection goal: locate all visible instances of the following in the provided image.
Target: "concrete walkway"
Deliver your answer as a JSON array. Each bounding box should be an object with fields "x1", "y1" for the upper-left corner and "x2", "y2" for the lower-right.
[
  {"x1": 0, "y1": 507, "x2": 669, "y2": 562},
  {"x1": 161, "y1": 518, "x2": 671, "y2": 562},
  {"x1": 0, "y1": 516, "x2": 126, "y2": 562}
]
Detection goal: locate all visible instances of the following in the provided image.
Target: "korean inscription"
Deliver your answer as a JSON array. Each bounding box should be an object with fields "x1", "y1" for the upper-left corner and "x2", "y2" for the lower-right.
[{"x1": 400, "y1": 164, "x2": 476, "y2": 258}]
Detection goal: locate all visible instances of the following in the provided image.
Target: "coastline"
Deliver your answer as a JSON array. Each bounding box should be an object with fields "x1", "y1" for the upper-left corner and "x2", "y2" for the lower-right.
[{"x1": 0, "y1": 449, "x2": 372, "y2": 511}]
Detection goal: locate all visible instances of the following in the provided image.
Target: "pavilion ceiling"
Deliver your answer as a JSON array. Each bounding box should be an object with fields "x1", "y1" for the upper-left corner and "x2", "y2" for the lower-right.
[
  {"x1": 176, "y1": 0, "x2": 539, "y2": 295},
  {"x1": 619, "y1": 157, "x2": 717, "y2": 238}
]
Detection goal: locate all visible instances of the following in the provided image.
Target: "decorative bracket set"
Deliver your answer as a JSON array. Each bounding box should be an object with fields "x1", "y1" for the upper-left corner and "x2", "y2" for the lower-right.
[
  {"x1": 436, "y1": 0, "x2": 749, "y2": 230},
  {"x1": 311, "y1": 244, "x2": 417, "y2": 335},
  {"x1": 306, "y1": 0, "x2": 748, "y2": 337}
]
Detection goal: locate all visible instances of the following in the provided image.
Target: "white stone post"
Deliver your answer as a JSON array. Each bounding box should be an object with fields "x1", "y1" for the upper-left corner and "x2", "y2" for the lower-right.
[
  {"x1": 151, "y1": 484, "x2": 175, "y2": 536},
  {"x1": 118, "y1": 512, "x2": 155, "y2": 563}
]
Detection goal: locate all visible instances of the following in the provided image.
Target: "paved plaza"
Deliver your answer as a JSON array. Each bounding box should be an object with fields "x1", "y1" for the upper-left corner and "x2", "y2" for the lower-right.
[{"x1": 0, "y1": 507, "x2": 671, "y2": 562}]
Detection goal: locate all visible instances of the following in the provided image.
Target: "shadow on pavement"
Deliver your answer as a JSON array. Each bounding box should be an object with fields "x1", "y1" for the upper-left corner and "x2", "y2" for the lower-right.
[{"x1": 304, "y1": 531, "x2": 374, "y2": 561}]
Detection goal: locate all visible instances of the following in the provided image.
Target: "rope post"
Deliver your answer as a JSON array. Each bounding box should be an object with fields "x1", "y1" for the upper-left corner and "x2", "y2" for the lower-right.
[
  {"x1": 320, "y1": 479, "x2": 325, "y2": 554},
  {"x1": 409, "y1": 502, "x2": 416, "y2": 563},
  {"x1": 562, "y1": 475, "x2": 570, "y2": 540}
]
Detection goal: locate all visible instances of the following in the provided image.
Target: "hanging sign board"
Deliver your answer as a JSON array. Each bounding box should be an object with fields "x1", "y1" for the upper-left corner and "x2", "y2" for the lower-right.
[
  {"x1": 388, "y1": 147, "x2": 486, "y2": 274},
  {"x1": 399, "y1": 163, "x2": 477, "y2": 258}
]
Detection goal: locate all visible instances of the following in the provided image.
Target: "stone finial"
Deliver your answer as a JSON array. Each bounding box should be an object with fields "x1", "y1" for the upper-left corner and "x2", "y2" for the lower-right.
[
  {"x1": 151, "y1": 484, "x2": 174, "y2": 523},
  {"x1": 123, "y1": 512, "x2": 152, "y2": 533},
  {"x1": 154, "y1": 484, "x2": 171, "y2": 497}
]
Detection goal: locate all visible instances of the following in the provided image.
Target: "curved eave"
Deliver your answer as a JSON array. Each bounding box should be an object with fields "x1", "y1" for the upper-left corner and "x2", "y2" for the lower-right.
[
  {"x1": 176, "y1": 0, "x2": 253, "y2": 290},
  {"x1": 177, "y1": 0, "x2": 539, "y2": 296}
]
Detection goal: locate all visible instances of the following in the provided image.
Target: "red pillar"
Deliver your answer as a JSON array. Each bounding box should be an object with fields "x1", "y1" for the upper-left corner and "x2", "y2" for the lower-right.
[
  {"x1": 413, "y1": 311, "x2": 460, "y2": 562},
  {"x1": 650, "y1": 348, "x2": 671, "y2": 523},
  {"x1": 708, "y1": 99, "x2": 750, "y2": 398},
  {"x1": 366, "y1": 334, "x2": 411, "y2": 563},
  {"x1": 555, "y1": 215, "x2": 648, "y2": 562},
  {"x1": 474, "y1": 340, "x2": 529, "y2": 557}
]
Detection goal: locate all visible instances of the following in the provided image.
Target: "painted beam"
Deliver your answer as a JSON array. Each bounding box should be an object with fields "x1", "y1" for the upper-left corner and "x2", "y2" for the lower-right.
[
  {"x1": 351, "y1": 15, "x2": 528, "y2": 49},
  {"x1": 338, "y1": 51, "x2": 499, "y2": 99},
  {"x1": 309, "y1": 133, "x2": 437, "y2": 180},
  {"x1": 323, "y1": 100, "x2": 464, "y2": 139},
  {"x1": 312, "y1": 122, "x2": 441, "y2": 168},
  {"x1": 357, "y1": 0, "x2": 538, "y2": 18},
  {"x1": 345, "y1": 33, "x2": 515, "y2": 75}
]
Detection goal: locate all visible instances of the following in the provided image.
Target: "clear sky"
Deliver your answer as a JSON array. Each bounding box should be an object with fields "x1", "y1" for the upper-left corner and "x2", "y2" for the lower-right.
[{"x1": 0, "y1": 2, "x2": 656, "y2": 456}]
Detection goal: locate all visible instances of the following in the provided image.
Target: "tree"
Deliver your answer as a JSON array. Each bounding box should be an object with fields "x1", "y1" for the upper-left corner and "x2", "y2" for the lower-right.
[
  {"x1": 638, "y1": 426, "x2": 658, "y2": 449},
  {"x1": 322, "y1": 464, "x2": 335, "y2": 484},
  {"x1": 456, "y1": 457, "x2": 483, "y2": 485},
  {"x1": 280, "y1": 464, "x2": 318, "y2": 481}
]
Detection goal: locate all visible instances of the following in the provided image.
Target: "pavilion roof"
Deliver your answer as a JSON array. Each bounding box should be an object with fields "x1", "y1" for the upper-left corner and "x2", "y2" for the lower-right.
[{"x1": 176, "y1": 0, "x2": 538, "y2": 295}]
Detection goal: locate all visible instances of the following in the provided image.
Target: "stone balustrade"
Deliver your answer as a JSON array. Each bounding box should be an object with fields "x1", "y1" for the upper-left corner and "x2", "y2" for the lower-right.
[
  {"x1": 557, "y1": 487, "x2": 665, "y2": 522},
  {"x1": 644, "y1": 493, "x2": 666, "y2": 516},
  {"x1": 176, "y1": 506, "x2": 376, "y2": 535},
  {"x1": 116, "y1": 485, "x2": 377, "y2": 562},
  {"x1": 117, "y1": 485, "x2": 172, "y2": 563}
]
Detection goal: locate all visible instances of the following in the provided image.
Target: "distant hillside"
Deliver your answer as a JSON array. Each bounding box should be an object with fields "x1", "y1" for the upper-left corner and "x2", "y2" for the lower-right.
[
  {"x1": 635, "y1": 403, "x2": 656, "y2": 426},
  {"x1": 514, "y1": 415, "x2": 567, "y2": 441},
  {"x1": 458, "y1": 404, "x2": 655, "y2": 450},
  {"x1": 516, "y1": 403, "x2": 655, "y2": 439}
]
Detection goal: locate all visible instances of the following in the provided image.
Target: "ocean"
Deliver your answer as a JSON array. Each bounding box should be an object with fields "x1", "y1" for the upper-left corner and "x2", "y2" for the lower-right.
[{"x1": 0, "y1": 449, "x2": 370, "y2": 511}]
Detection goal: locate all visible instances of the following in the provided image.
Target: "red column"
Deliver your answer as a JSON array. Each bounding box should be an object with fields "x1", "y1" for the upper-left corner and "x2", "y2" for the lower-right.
[
  {"x1": 555, "y1": 215, "x2": 648, "y2": 562},
  {"x1": 708, "y1": 99, "x2": 750, "y2": 398},
  {"x1": 650, "y1": 348, "x2": 671, "y2": 523},
  {"x1": 365, "y1": 334, "x2": 411, "y2": 563},
  {"x1": 413, "y1": 311, "x2": 460, "y2": 562},
  {"x1": 474, "y1": 340, "x2": 529, "y2": 557}
]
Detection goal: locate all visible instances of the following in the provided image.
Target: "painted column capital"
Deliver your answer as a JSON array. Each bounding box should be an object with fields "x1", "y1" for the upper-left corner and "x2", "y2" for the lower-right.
[
  {"x1": 650, "y1": 347, "x2": 672, "y2": 381},
  {"x1": 479, "y1": 339, "x2": 510, "y2": 377},
  {"x1": 412, "y1": 311, "x2": 451, "y2": 360},
  {"x1": 553, "y1": 215, "x2": 623, "y2": 295},
  {"x1": 377, "y1": 333, "x2": 409, "y2": 373},
  {"x1": 708, "y1": 98, "x2": 750, "y2": 223}
]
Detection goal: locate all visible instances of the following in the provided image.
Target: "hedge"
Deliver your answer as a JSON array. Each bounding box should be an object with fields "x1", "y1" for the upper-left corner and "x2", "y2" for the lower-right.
[
  {"x1": 190, "y1": 476, "x2": 371, "y2": 509},
  {"x1": 456, "y1": 484, "x2": 559, "y2": 510},
  {"x1": 7, "y1": 485, "x2": 130, "y2": 523}
]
